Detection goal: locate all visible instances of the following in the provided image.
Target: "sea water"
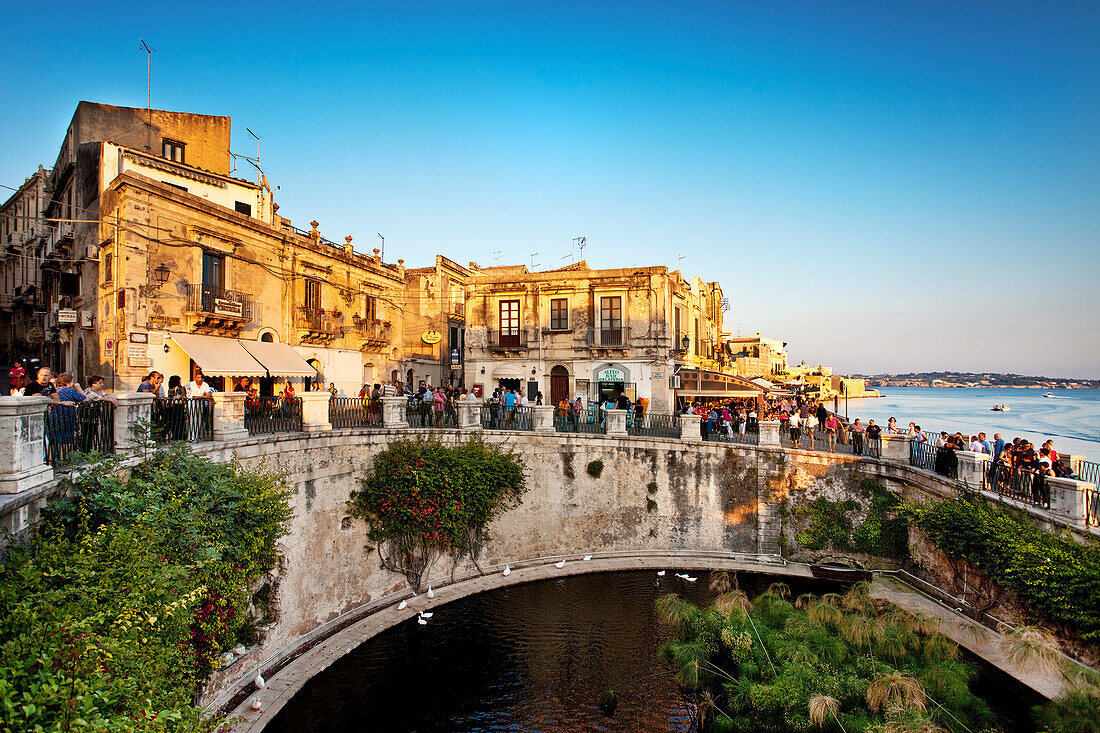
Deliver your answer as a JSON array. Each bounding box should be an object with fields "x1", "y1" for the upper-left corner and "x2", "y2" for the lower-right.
[{"x1": 842, "y1": 387, "x2": 1100, "y2": 462}]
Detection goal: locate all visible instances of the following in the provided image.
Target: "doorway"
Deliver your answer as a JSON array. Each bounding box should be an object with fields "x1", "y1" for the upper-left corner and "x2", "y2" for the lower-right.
[{"x1": 550, "y1": 365, "x2": 568, "y2": 406}]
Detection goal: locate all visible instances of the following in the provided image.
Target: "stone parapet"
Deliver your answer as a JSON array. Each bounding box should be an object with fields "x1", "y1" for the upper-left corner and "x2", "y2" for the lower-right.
[
  {"x1": 954, "y1": 450, "x2": 991, "y2": 490},
  {"x1": 113, "y1": 392, "x2": 154, "y2": 452},
  {"x1": 605, "y1": 409, "x2": 628, "y2": 436},
  {"x1": 298, "y1": 392, "x2": 332, "y2": 432},
  {"x1": 879, "y1": 433, "x2": 914, "y2": 463},
  {"x1": 532, "y1": 405, "x2": 556, "y2": 433},
  {"x1": 381, "y1": 396, "x2": 408, "y2": 430},
  {"x1": 0, "y1": 396, "x2": 54, "y2": 494},
  {"x1": 678, "y1": 413, "x2": 702, "y2": 442},
  {"x1": 212, "y1": 392, "x2": 249, "y2": 441},
  {"x1": 458, "y1": 400, "x2": 483, "y2": 430},
  {"x1": 757, "y1": 420, "x2": 780, "y2": 448},
  {"x1": 1047, "y1": 477, "x2": 1095, "y2": 523}
]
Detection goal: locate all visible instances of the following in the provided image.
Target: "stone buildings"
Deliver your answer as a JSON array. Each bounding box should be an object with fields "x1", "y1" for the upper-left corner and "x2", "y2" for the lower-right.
[
  {"x1": 0, "y1": 166, "x2": 50, "y2": 371},
  {"x1": 460, "y1": 261, "x2": 734, "y2": 412},
  {"x1": 725, "y1": 332, "x2": 789, "y2": 378}
]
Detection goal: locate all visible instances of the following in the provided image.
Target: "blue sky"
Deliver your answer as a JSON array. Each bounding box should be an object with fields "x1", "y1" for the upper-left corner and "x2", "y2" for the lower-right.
[{"x1": 2, "y1": 1, "x2": 1098, "y2": 376}]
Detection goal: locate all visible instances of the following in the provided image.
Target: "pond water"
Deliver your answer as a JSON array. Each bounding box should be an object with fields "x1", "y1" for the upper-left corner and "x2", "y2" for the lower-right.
[{"x1": 265, "y1": 571, "x2": 1038, "y2": 732}]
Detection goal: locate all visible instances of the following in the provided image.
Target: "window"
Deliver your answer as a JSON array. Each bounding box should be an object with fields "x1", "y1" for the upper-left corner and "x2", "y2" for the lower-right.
[
  {"x1": 549, "y1": 298, "x2": 569, "y2": 330},
  {"x1": 103, "y1": 253, "x2": 112, "y2": 284},
  {"x1": 599, "y1": 296, "x2": 623, "y2": 346},
  {"x1": 162, "y1": 139, "x2": 185, "y2": 163},
  {"x1": 364, "y1": 294, "x2": 377, "y2": 321},
  {"x1": 201, "y1": 251, "x2": 225, "y2": 312},
  {"x1": 234, "y1": 201, "x2": 252, "y2": 216},
  {"x1": 694, "y1": 318, "x2": 700, "y2": 355},
  {"x1": 499, "y1": 299, "x2": 520, "y2": 347},
  {"x1": 674, "y1": 306, "x2": 682, "y2": 345},
  {"x1": 304, "y1": 279, "x2": 322, "y2": 311}
]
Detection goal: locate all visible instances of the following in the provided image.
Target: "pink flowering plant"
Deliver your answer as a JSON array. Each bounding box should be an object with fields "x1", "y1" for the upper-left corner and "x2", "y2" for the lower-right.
[{"x1": 349, "y1": 436, "x2": 526, "y2": 590}]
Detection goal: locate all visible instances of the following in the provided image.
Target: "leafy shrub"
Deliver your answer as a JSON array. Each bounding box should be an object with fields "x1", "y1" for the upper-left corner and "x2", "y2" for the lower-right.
[
  {"x1": 0, "y1": 445, "x2": 292, "y2": 732},
  {"x1": 794, "y1": 498, "x2": 859, "y2": 551},
  {"x1": 911, "y1": 494, "x2": 1100, "y2": 644},
  {"x1": 587, "y1": 460, "x2": 604, "y2": 478},
  {"x1": 349, "y1": 436, "x2": 525, "y2": 589},
  {"x1": 852, "y1": 479, "x2": 909, "y2": 558}
]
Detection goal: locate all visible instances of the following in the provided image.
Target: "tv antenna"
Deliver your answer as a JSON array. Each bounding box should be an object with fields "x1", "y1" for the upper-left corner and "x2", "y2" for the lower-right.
[
  {"x1": 377, "y1": 233, "x2": 385, "y2": 261},
  {"x1": 246, "y1": 128, "x2": 263, "y2": 186},
  {"x1": 491, "y1": 250, "x2": 502, "y2": 266},
  {"x1": 530, "y1": 252, "x2": 539, "y2": 270},
  {"x1": 570, "y1": 236, "x2": 586, "y2": 263},
  {"x1": 140, "y1": 40, "x2": 154, "y2": 111}
]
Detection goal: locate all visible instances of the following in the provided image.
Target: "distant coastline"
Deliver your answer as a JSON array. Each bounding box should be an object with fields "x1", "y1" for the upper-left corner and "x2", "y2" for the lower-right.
[{"x1": 847, "y1": 372, "x2": 1098, "y2": 390}]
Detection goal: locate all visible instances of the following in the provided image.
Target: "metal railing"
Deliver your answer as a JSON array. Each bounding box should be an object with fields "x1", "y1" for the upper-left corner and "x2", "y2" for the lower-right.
[
  {"x1": 480, "y1": 404, "x2": 532, "y2": 431},
  {"x1": 329, "y1": 397, "x2": 381, "y2": 428},
  {"x1": 587, "y1": 325, "x2": 630, "y2": 348},
  {"x1": 152, "y1": 397, "x2": 213, "y2": 442},
  {"x1": 296, "y1": 308, "x2": 343, "y2": 334},
  {"x1": 487, "y1": 328, "x2": 528, "y2": 349},
  {"x1": 553, "y1": 412, "x2": 605, "y2": 434},
  {"x1": 910, "y1": 440, "x2": 958, "y2": 479},
  {"x1": 702, "y1": 419, "x2": 758, "y2": 445},
  {"x1": 629, "y1": 412, "x2": 681, "y2": 439},
  {"x1": 1074, "y1": 459, "x2": 1100, "y2": 485},
  {"x1": 405, "y1": 397, "x2": 456, "y2": 428},
  {"x1": 184, "y1": 284, "x2": 253, "y2": 321},
  {"x1": 984, "y1": 462, "x2": 1049, "y2": 509},
  {"x1": 1086, "y1": 486, "x2": 1100, "y2": 528},
  {"x1": 245, "y1": 396, "x2": 303, "y2": 435},
  {"x1": 43, "y1": 400, "x2": 115, "y2": 465}
]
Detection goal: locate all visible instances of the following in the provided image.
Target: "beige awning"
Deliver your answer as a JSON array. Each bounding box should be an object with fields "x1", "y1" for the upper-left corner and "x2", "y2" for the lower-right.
[
  {"x1": 167, "y1": 333, "x2": 267, "y2": 377},
  {"x1": 239, "y1": 341, "x2": 318, "y2": 378}
]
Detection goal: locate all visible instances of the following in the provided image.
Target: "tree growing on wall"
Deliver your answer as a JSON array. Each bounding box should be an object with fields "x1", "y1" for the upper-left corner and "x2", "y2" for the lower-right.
[{"x1": 349, "y1": 436, "x2": 526, "y2": 591}]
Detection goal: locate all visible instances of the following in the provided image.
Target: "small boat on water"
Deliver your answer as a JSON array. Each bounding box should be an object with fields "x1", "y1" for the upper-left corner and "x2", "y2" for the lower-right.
[
  {"x1": 1044, "y1": 392, "x2": 1055, "y2": 398},
  {"x1": 990, "y1": 404, "x2": 1009, "y2": 412}
]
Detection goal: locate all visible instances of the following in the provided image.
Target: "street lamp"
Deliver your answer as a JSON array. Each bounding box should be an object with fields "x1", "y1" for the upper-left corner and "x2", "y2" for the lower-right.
[
  {"x1": 681, "y1": 335, "x2": 691, "y2": 352},
  {"x1": 139, "y1": 263, "x2": 171, "y2": 297}
]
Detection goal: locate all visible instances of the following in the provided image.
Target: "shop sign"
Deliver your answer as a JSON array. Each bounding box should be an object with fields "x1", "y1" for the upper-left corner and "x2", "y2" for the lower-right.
[
  {"x1": 213, "y1": 298, "x2": 244, "y2": 318},
  {"x1": 596, "y1": 367, "x2": 624, "y2": 382},
  {"x1": 127, "y1": 343, "x2": 147, "y2": 361},
  {"x1": 450, "y1": 347, "x2": 461, "y2": 369},
  {"x1": 57, "y1": 309, "x2": 78, "y2": 325},
  {"x1": 652, "y1": 372, "x2": 664, "y2": 379},
  {"x1": 421, "y1": 330, "x2": 442, "y2": 345}
]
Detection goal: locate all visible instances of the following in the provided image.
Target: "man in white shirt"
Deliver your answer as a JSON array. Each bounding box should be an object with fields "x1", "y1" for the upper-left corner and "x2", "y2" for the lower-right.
[
  {"x1": 185, "y1": 371, "x2": 215, "y2": 400},
  {"x1": 969, "y1": 436, "x2": 984, "y2": 453}
]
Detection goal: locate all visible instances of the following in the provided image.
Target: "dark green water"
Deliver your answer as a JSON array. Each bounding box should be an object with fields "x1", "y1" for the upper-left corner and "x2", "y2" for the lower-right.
[{"x1": 265, "y1": 570, "x2": 1038, "y2": 732}]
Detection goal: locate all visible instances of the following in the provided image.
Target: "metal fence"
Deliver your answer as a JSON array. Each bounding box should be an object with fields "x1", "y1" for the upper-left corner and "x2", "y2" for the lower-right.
[
  {"x1": 1086, "y1": 485, "x2": 1100, "y2": 528},
  {"x1": 629, "y1": 412, "x2": 682, "y2": 439},
  {"x1": 153, "y1": 397, "x2": 213, "y2": 442},
  {"x1": 1074, "y1": 459, "x2": 1100, "y2": 485},
  {"x1": 405, "y1": 397, "x2": 457, "y2": 428},
  {"x1": 330, "y1": 397, "x2": 381, "y2": 428},
  {"x1": 984, "y1": 463, "x2": 1049, "y2": 509},
  {"x1": 480, "y1": 404, "x2": 532, "y2": 431},
  {"x1": 703, "y1": 420, "x2": 759, "y2": 445},
  {"x1": 245, "y1": 396, "x2": 303, "y2": 435},
  {"x1": 554, "y1": 411, "x2": 605, "y2": 434},
  {"x1": 910, "y1": 440, "x2": 958, "y2": 479},
  {"x1": 43, "y1": 400, "x2": 115, "y2": 465}
]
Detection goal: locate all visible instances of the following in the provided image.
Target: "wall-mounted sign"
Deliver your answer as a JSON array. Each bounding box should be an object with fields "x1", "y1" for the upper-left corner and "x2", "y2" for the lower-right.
[
  {"x1": 652, "y1": 372, "x2": 664, "y2": 379},
  {"x1": 127, "y1": 343, "x2": 147, "y2": 360},
  {"x1": 450, "y1": 347, "x2": 461, "y2": 368},
  {"x1": 213, "y1": 298, "x2": 244, "y2": 318},
  {"x1": 57, "y1": 309, "x2": 78, "y2": 325},
  {"x1": 147, "y1": 315, "x2": 180, "y2": 327},
  {"x1": 596, "y1": 367, "x2": 625, "y2": 382},
  {"x1": 104, "y1": 338, "x2": 115, "y2": 354},
  {"x1": 129, "y1": 332, "x2": 148, "y2": 344},
  {"x1": 421, "y1": 330, "x2": 442, "y2": 345}
]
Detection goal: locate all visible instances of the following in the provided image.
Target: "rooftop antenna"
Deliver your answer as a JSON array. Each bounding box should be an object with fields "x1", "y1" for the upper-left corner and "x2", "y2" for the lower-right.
[
  {"x1": 570, "y1": 236, "x2": 586, "y2": 263},
  {"x1": 530, "y1": 252, "x2": 539, "y2": 270},
  {"x1": 246, "y1": 128, "x2": 262, "y2": 185},
  {"x1": 677, "y1": 254, "x2": 685, "y2": 270},
  {"x1": 377, "y1": 233, "x2": 384, "y2": 261},
  {"x1": 140, "y1": 40, "x2": 154, "y2": 111},
  {"x1": 491, "y1": 250, "x2": 502, "y2": 266}
]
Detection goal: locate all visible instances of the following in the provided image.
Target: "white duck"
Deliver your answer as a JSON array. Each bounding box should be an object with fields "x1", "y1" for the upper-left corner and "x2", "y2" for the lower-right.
[
  {"x1": 502, "y1": 564, "x2": 511, "y2": 576},
  {"x1": 427, "y1": 585, "x2": 435, "y2": 599},
  {"x1": 419, "y1": 611, "x2": 433, "y2": 619},
  {"x1": 251, "y1": 698, "x2": 263, "y2": 712},
  {"x1": 398, "y1": 599, "x2": 408, "y2": 610},
  {"x1": 554, "y1": 560, "x2": 566, "y2": 569},
  {"x1": 254, "y1": 671, "x2": 265, "y2": 689},
  {"x1": 583, "y1": 554, "x2": 593, "y2": 561},
  {"x1": 657, "y1": 570, "x2": 666, "y2": 576},
  {"x1": 417, "y1": 615, "x2": 428, "y2": 625}
]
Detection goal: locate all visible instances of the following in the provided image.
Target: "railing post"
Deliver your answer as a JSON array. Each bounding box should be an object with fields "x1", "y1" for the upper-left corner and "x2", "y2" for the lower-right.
[
  {"x1": 113, "y1": 392, "x2": 154, "y2": 453},
  {"x1": 532, "y1": 404, "x2": 556, "y2": 433},
  {"x1": 211, "y1": 392, "x2": 249, "y2": 441},
  {"x1": 879, "y1": 433, "x2": 914, "y2": 463},
  {"x1": 0, "y1": 396, "x2": 54, "y2": 494},
  {"x1": 298, "y1": 392, "x2": 332, "y2": 432},
  {"x1": 954, "y1": 450, "x2": 990, "y2": 489},
  {"x1": 381, "y1": 396, "x2": 408, "y2": 430},
  {"x1": 757, "y1": 419, "x2": 780, "y2": 448},
  {"x1": 677, "y1": 413, "x2": 702, "y2": 442},
  {"x1": 1046, "y1": 477, "x2": 1094, "y2": 523},
  {"x1": 458, "y1": 400, "x2": 483, "y2": 430},
  {"x1": 604, "y1": 408, "x2": 628, "y2": 437}
]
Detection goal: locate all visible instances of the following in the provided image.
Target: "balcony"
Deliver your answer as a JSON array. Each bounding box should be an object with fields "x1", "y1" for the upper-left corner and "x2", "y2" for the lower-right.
[
  {"x1": 487, "y1": 328, "x2": 528, "y2": 351},
  {"x1": 587, "y1": 325, "x2": 630, "y2": 350},
  {"x1": 184, "y1": 284, "x2": 253, "y2": 335},
  {"x1": 297, "y1": 307, "x2": 343, "y2": 344},
  {"x1": 351, "y1": 316, "x2": 392, "y2": 350}
]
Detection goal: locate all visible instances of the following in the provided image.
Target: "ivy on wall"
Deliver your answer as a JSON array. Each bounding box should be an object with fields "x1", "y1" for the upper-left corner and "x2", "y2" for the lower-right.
[
  {"x1": 349, "y1": 436, "x2": 526, "y2": 590},
  {"x1": 790, "y1": 480, "x2": 909, "y2": 559}
]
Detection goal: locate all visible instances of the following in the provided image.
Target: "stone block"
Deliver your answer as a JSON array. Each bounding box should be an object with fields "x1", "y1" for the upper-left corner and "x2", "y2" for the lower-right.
[
  {"x1": 298, "y1": 392, "x2": 332, "y2": 432},
  {"x1": 678, "y1": 413, "x2": 702, "y2": 442},
  {"x1": 879, "y1": 433, "x2": 914, "y2": 463},
  {"x1": 381, "y1": 396, "x2": 408, "y2": 430},
  {"x1": 458, "y1": 400, "x2": 483, "y2": 430},
  {"x1": 212, "y1": 392, "x2": 250, "y2": 441},
  {"x1": 532, "y1": 405, "x2": 555, "y2": 433},
  {"x1": 1047, "y1": 477, "x2": 1093, "y2": 523},
  {"x1": 0, "y1": 396, "x2": 54, "y2": 494},
  {"x1": 954, "y1": 450, "x2": 991, "y2": 490},
  {"x1": 757, "y1": 420, "x2": 780, "y2": 448},
  {"x1": 605, "y1": 408, "x2": 627, "y2": 436},
  {"x1": 113, "y1": 392, "x2": 155, "y2": 452}
]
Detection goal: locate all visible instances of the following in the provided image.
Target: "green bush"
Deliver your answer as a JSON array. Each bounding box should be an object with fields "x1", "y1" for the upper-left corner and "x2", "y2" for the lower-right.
[
  {"x1": 349, "y1": 436, "x2": 525, "y2": 588},
  {"x1": 911, "y1": 495, "x2": 1100, "y2": 644},
  {"x1": 587, "y1": 460, "x2": 604, "y2": 478},
  {"x1": 0, "y1": 445, "x2": 292, "y2": 732},
  {"x1": 794, "y1": 498, "x2": 859, "y2": 551}
]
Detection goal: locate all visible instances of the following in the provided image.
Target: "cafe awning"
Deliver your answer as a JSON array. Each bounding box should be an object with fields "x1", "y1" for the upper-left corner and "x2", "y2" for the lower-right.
[
  {"x1": 239, "y1": 340, "x2": 317, "y2": 378},
  {"x1": 168, "y1": 333, "x2": 266, "y2": 377}
]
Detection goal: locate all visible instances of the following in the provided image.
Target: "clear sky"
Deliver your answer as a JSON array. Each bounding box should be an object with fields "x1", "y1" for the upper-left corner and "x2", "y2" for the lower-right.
[{"x1": 2, "y1": 1, "x2": 1098, "y2": 377}]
